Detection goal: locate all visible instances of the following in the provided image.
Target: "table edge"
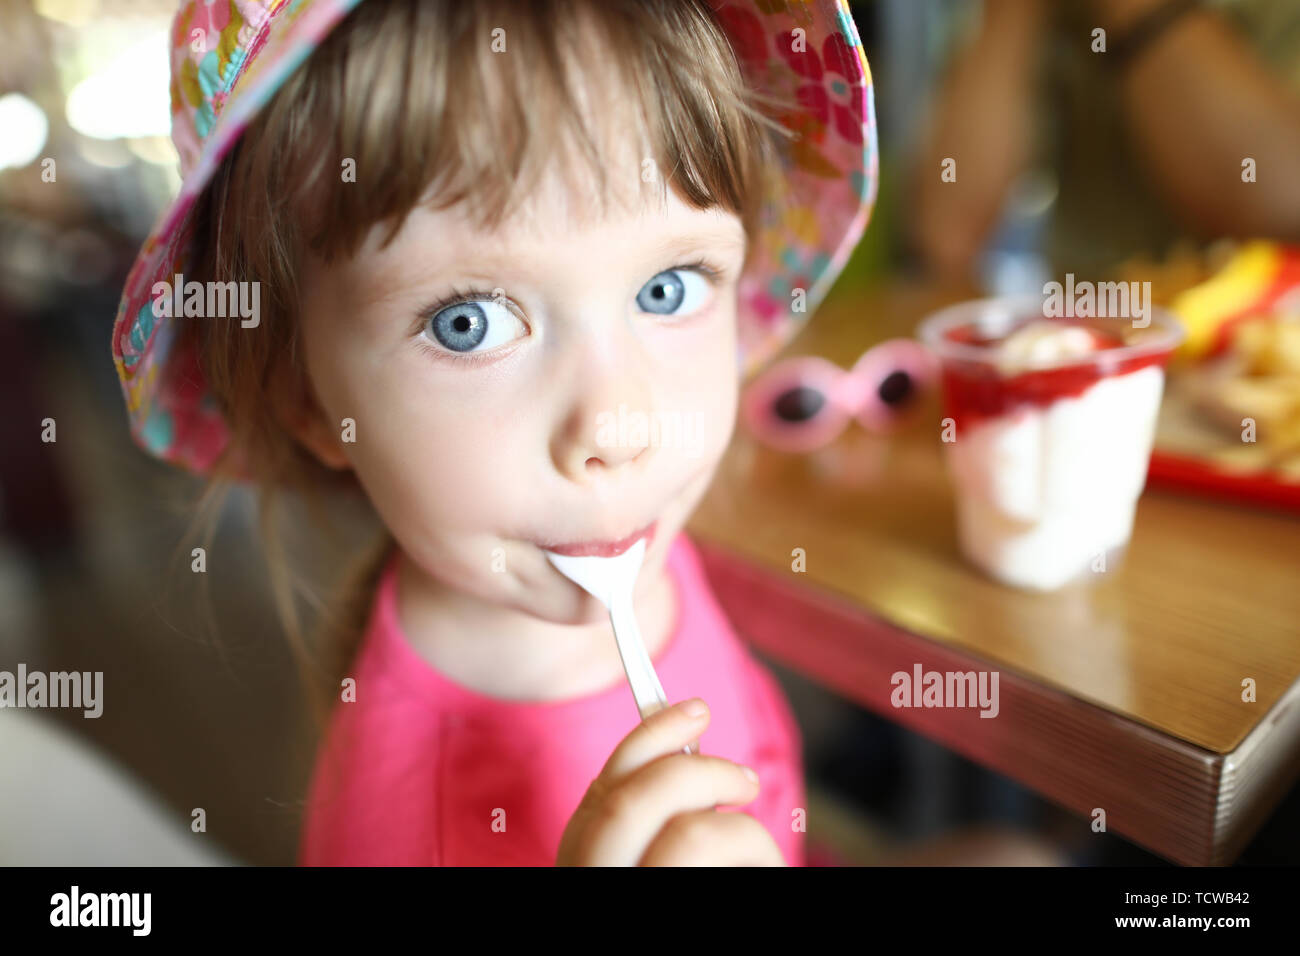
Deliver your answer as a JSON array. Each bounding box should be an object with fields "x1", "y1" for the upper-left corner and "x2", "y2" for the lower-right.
[{"x1": 693, "y1": 535, "x2": 1231, "y2": 866}]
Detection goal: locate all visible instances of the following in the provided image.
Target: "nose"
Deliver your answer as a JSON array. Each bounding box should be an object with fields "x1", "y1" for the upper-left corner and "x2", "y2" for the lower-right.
[{"x1": 550, "y1": 335, "x2": 656, "y2": 489}]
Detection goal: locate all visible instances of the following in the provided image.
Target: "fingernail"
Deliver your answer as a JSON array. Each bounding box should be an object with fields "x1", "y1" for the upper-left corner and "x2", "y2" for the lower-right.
[
  {"x1": 681, "y1": 698, "x2": 707, "y2": 718},
  {"x1": 741, "y1": 766, "x2": 758, "y2": 784}
]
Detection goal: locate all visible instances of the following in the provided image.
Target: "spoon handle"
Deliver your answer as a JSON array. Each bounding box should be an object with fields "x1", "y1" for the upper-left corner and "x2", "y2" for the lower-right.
[{"x1": 608, "y1": 598, "x2": 696, "y2": 756}]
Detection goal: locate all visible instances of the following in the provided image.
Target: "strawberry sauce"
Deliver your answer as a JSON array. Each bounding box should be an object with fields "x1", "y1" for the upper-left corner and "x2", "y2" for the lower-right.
[{"x1": 940, "y1": 322, "x2": 1173, "y2": 429}]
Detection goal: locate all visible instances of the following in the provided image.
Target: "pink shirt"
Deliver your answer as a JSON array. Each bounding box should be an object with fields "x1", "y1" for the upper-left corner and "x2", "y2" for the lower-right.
[{"x1": 298, "y1": 532, "x2": 806, "y2": 866}]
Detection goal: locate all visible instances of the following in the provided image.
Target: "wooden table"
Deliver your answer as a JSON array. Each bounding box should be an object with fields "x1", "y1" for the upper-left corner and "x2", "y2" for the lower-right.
[{"x1": 689, "y1": 281, "x2": 1300, "y2": 866}]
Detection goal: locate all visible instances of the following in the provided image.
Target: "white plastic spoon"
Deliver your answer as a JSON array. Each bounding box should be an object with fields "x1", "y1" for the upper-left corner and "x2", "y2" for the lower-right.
[{"x1": 545, "y1": 539, "x2": 697, "y2": 756}]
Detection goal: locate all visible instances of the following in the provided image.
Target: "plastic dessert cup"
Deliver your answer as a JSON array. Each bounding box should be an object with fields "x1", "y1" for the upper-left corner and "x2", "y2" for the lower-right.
[{"x1": 917, "y1": 295, "x2": 1185, "y2": 591}]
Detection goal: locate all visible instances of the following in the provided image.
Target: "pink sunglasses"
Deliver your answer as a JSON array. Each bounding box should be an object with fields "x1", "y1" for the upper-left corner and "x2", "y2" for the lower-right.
[{"x1": 742, "y1": 339, "x2": 939, "y2": 453}]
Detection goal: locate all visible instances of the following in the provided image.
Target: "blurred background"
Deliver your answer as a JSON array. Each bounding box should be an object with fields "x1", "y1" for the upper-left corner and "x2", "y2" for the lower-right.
[{"x1": 2, "y1": 0, "x2": 1299, "y2": 866}]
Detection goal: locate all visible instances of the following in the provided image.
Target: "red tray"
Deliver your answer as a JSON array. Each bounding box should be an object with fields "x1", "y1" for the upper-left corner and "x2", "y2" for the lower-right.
[{"x1": 1146, "y1": 450, "x2": 1300, "y2": 514}]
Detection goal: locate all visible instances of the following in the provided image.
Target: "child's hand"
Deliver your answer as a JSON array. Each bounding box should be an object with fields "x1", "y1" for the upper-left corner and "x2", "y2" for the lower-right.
[{"x1": 556, "y1": 699, "x2": 786, "y2": 866}]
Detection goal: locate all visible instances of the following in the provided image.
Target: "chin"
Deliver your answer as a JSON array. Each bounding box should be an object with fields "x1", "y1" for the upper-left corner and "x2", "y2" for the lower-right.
[
  {"x1": 567, "y1": 593, "x2": 612, "y2": 626},
  {"x1": 519, "y1": 588, "x2": 610, "y2": 627}
]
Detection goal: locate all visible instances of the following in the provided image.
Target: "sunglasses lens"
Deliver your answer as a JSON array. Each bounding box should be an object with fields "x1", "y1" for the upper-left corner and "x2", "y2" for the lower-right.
[
  {"x1": 876, "y1": 370, "x2": 915, "y2": 407},
  {"x1": 772, "y1": 386, "x2": 826, "y2": 423}
]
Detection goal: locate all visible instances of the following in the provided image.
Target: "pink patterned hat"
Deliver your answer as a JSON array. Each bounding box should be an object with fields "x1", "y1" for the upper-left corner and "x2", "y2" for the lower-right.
[{"x1": 111, "y1": 0, "x2": 879, "y2": 474}]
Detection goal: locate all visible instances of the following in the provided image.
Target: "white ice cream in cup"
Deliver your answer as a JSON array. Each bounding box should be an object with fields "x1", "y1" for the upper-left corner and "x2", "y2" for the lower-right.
[{"x1": 917, "y1": 295, "x2": 1185, "y2": 591}]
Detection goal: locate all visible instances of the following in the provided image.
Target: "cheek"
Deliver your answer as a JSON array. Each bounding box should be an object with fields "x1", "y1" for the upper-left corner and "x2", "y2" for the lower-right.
[
  {"x1": 667, "y1": 366, "x2": 737, "y2": 466},
  {"x1": 302, "y1": 329, "x2": 526, "y2": 542},
  {"x1": 355, "y1": 387, "x2": 526, "y2": 540},
  {"x1": 651, "y1": 309, "x2": 740, "y2": 462}
]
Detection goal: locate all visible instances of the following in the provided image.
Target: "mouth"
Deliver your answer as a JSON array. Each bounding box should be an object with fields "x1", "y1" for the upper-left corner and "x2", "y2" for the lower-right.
[{"x1": 540, "y1": 521, "x2": 657, "y2": 558}]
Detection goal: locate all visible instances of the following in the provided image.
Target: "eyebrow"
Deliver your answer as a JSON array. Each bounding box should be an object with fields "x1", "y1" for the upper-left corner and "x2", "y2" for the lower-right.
[
  {"x1": 648, "y1": 228, "x2": 747, "y2": 261},
  {"x1": 362, "y1": 220, "x2": 748, "y2": 307},
  {"x1": 424, "y1": 226, "x2": 748, "y2": 278}
]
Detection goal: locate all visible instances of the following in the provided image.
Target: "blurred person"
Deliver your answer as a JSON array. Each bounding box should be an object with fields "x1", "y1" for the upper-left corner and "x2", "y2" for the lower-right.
[{"x1": 913, "y1": 0, "x2": 1300, "y2": 282}]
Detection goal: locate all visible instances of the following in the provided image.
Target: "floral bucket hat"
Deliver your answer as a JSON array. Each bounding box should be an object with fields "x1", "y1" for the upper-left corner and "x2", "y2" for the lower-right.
[{"x1": 111, "y1": 0, "x2": 879, "y2": 474}]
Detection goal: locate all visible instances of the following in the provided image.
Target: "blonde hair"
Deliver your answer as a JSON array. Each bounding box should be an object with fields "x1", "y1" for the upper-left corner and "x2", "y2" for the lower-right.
[{"x1": 180, "y1": 0, "x2": 790, "y2": 734}]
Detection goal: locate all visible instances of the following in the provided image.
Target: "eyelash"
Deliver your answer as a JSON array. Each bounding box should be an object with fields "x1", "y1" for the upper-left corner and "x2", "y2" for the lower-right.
[{"x1": 414, "y1": 257, "x2": 729, "y2": 367}]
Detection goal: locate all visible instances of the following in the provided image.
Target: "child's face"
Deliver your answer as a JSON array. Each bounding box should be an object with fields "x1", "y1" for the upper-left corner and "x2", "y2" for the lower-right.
[{"x1": 295, "y1": 170, "x2": 745, "y2": 625}]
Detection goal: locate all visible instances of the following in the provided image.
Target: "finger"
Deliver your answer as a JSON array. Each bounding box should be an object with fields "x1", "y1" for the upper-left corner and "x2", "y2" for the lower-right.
[
  {"x1": 599, "y1": 698, "x2": 711, "y2": 782},
  {"x1": 581, "y1": 754, "x2": 758, "y2": 866},
  {"x1": 638, "y1": 809, "x2": 786, "y2": 867}
]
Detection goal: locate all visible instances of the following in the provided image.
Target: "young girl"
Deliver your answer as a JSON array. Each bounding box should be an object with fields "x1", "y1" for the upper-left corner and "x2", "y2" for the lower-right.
[{"x1": 111, "y1": 0, "x2": 877, "y2": 865}]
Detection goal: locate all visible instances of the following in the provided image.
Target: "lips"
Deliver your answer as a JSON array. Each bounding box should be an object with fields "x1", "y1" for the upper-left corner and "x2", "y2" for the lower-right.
[{"x1": 542, "y1": 521, "x2": 656, "y2": 558}]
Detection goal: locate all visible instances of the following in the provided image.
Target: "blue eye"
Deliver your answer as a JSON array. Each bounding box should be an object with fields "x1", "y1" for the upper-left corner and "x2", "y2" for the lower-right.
[
  {"x1": 636, "y1": 268, "x2": 711, "y2": 316},
  {"x1": 424, "y1": 297, "x2": 526, "y2": 353}
]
